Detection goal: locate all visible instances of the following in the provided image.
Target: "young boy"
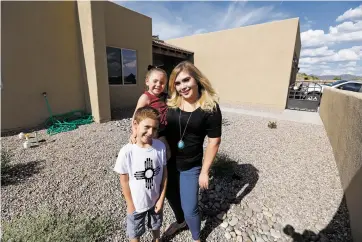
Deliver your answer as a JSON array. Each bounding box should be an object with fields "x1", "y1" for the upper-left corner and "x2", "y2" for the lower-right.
[{"x1": 114, "y1": 106, "x2": 168, "y2": 242}]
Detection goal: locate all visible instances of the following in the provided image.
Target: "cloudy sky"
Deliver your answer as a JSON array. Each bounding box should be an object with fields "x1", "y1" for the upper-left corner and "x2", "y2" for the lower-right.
[{"x1": 115, "y1": 1, "x2": 362, "y2": 76}]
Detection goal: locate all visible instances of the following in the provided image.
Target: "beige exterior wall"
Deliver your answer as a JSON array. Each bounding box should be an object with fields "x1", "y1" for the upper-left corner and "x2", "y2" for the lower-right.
[
  {"x1": 1, "y1": 1, "x2": 86, "y2": 131},
  {"x1": 104, "y1": 2, "x2": 152, "y2": 109},
  {"x1": 1, "y1": 1, "x2": 152, "y2": 131},
  {"x1": 166, "y1": 18, "x2": 301, "y2": 110},
  {"x1": 319, "y1": 87, "x2": 362, "y2": 242}
]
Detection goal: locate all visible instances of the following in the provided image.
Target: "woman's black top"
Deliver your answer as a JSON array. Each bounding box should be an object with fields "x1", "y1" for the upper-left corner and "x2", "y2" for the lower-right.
[{"x1": 165, "y1": 103, "x2": 222, "y2": 171}]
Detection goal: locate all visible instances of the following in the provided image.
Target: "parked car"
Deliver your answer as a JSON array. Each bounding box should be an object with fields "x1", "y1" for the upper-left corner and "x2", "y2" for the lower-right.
[{"x1": 303, "y1": 80, "x2": 362, "y2": 102}]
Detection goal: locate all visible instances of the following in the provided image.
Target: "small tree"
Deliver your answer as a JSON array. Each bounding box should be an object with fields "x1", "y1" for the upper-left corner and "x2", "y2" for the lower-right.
[{"x1": 333, "y1": 76, "x2": 341, "y2": 80}]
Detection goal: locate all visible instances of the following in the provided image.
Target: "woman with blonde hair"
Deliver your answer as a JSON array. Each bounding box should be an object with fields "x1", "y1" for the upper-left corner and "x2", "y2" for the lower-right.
[{"x1": 163, "y1": 61, "x2": 222, "y2": 242}]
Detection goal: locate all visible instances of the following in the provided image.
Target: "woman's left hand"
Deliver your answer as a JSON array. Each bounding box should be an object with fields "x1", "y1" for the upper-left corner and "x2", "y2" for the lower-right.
[{"x1": 199, "y1": 172, "x2": 209, "y2": 190}]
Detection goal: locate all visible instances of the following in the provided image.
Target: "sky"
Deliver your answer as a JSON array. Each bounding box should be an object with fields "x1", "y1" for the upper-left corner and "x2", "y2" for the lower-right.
[{"x1": 114, "y1": 1, "x2": 362, "y2": 76}]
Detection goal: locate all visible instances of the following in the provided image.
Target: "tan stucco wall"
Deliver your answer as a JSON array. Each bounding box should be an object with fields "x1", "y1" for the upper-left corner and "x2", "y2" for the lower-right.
[
  {"x1": 1, "y1": 1, "x2": 86, "y2": 131},
  {"x1": 77, "y1": 1, "x2": 111, "y2": 123},
  {"x1": 104, "y1": 2, "x2": 152, "y2": 109},
  {"x1": 319, "y1": 87, "x2": 362, "y2": 242},
  {"x1": 1, "y1": 1, "x2": 152, "y2": 131},
  {"x1": 166, "y1": 18, "x2": 300, "y2": 110}
]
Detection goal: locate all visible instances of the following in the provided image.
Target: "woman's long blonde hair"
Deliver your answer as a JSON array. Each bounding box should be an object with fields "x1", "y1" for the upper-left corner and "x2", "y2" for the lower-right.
[{"x1": 167, "y1": 61, "x2": 219, "y2": 112}]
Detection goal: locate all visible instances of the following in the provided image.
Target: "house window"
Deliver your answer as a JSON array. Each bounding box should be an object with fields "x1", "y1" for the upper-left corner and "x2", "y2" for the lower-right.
[{"x1": 106, "y1": 47, "x2": 137, "y2": 85}]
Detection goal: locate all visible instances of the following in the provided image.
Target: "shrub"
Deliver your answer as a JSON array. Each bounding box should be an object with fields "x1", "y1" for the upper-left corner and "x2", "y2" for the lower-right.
[
  {"x1": 2, "y1": 208, "x2": 113, "y2": 242},
  {"x1": 210, "y1": 153, "x2": 236, "y2": 178}
]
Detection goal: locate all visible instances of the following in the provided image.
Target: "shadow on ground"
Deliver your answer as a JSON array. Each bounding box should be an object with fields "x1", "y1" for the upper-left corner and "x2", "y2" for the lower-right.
[
  {"x1": 163, "y1": 153, "x2": 259, "y2": 242},
  {"x1": 1, "y1": 160, "x2": 45, "y2": 186},
  {"x1": 111, "y1": 107, "x2": 135, "y2": 121},
  {"x1": 283, "y1": 196, "x2": 352, "y2": 242}
]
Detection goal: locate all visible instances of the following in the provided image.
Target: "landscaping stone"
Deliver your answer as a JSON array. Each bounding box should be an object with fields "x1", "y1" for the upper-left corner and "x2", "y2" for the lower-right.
[
  {"x1": 229, "y1": 217, "x2": 238, "y2": 227},
  {"x1": 1, "y1": 111, "x2": 351, "y2": 242},
  {"x1": 225, "y1": 232, "x2": 232, "y2": 240}
]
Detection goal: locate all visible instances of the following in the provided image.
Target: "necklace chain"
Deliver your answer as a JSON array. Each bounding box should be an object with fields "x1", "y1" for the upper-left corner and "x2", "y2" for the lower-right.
[{"x1": 179, "y1": 108, "x2": 193, "y2": 142}]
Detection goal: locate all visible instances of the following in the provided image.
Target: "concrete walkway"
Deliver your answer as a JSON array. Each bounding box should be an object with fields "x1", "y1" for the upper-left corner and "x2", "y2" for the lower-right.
[{"x1": 220, "y1": 106, "x2": 323, "y2": 125}]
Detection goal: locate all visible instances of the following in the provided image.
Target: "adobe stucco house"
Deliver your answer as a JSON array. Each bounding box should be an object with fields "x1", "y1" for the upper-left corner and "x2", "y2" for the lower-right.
[
  {"x1": 2, "y1": 2, "x2": 362, "y2": 241},
  {"x1": 1, "y1": 0, "x2": 299, "y2": 132}
]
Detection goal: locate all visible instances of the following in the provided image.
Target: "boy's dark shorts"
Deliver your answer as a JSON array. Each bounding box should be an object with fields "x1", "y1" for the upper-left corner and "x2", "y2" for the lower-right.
[{"x1": 126, "y1": 207, "x2": 163, "y2": 239}]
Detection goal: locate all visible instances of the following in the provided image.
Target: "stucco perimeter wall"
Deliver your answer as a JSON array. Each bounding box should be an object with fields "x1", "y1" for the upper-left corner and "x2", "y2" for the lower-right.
[
  {"x1": 1, "y1": 1, "x2": 86, "y2": 131},
  {"x1": 166, "y1": 18, "x2": 300, "y2": 110},
  {"x1": 104, "y1": 2, "x2": 152, "y2": 109},
  {"x1": 319, "y1": 87, "x2": 362, "y2": 242}
]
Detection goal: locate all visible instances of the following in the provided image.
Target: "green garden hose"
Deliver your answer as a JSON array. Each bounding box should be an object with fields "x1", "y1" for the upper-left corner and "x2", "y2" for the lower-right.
[{"x1": 42, "y1": 92, "x2": 94, "y2": 135}]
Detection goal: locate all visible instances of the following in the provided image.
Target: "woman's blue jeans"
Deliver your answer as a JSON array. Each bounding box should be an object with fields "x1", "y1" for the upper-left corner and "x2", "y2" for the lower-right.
[
  {"x1": 180, "y1": 166, "x2": 201, "y2": 240},
  {"x1": 166, "y1": 164, "x2": 201, "y2": 240}
]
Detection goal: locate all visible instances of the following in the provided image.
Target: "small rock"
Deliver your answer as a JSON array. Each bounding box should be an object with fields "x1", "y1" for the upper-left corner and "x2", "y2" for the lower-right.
[
  {"x1": 256, "y1": 213, "x2": 264, "y2": 221},
  {"x1": 236, "y1": 235, "x2": 244, "y2": 242},
  {"x1": 250, "y1": 234, "x2": 256, "y2": 241},
  {"x1": 273, "y1": 223, "x2": 283, "y2": 231},
  {"x1": 231, "y1": 232, "x2": 236, "y2": 238},
  {"x1": 261, "y1": 224, "x2": 270, "y2": 232},
  {"x1": 221, "y1": 203, "x2": 229, "y2": 211},
  {"x1": 262, "y1": 235, "x2": 268, "y2": 241},
  {"x1": 221, "y1": 222, "x2": 229, "y2": 228},
  {"x1": 235, "y1": 229, "x2": 242, "y2": 236},
  {"x1": 249, "y1": 204, "x2": 262, "y2": 213},
  {"x1": 217, "y1": 212, "x2": 226, "y2": 220},
  {"x1": 270, "y1": 229, "x2": 281, "y2": 239},
  {"x1": 267, "y1": 218, "x2": 273, "y2": 226},
  {"x1": 263, "y1": 211, "x2": 272, "y2": 218},
  {"x1": 216, "y1": 185, "x2": 222, "y2": 192},
  {"x1": 315, "y1": 223, "x2": 324, "y2": 231},
  {"x1": 255, "y1": 236, "x2": 264, "y2": 242},
  {"x1": 247, "y1": 228, "x2": 253, "y2": 237},
  {"x1": 246, "y1": 208, "x2": 253, "y2": 217},
  {"x1": 225, "y1": 232, "x2": 232, "y2": 240},
  {"x1": 229, "y1": 217, "x2": 239, "y2": 227}
]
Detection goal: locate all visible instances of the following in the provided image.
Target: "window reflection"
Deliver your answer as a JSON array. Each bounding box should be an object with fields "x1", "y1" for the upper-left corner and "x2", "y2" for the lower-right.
[
  {"x1": 122, "y1": 49, "x2": 137, "y2": 85},
  {"x1": 106, "y1": 47, "x2": 137, "y2": 85}
]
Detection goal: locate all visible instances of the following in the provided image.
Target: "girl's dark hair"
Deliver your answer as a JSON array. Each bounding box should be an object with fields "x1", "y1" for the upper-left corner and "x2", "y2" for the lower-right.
[
  {"x1": 147, "y1": 64, "x2": 164, "y2": 71},
  {"x1": 145, "y1": 64, "x2": 167, "y2": 81}
]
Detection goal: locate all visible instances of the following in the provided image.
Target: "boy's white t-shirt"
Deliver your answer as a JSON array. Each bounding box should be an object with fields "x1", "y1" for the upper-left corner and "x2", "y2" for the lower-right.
[{"x1": 114, "y1": 139, "x2": 167, "y2": 213}]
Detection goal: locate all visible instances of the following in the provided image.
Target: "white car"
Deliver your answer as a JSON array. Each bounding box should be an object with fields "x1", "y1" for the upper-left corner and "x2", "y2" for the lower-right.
[{"x1": 301, "y1": 80, "x2": 362, "y2": 101}]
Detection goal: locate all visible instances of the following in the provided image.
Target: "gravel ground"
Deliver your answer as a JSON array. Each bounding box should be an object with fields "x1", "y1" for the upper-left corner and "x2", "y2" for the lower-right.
[{"x1": 1, "y1": 109, "x2": 351, "y2": 242}]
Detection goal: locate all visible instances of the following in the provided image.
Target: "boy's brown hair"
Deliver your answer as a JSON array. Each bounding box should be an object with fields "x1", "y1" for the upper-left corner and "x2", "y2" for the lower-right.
[{"x1": 133, "y1": 106, "x2": 160, "y2": 124}]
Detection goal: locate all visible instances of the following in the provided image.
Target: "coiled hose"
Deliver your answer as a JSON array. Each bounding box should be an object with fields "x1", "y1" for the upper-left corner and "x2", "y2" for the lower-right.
[{"x1": 42, "y1": 92, "x2": 93, "y2": 135}]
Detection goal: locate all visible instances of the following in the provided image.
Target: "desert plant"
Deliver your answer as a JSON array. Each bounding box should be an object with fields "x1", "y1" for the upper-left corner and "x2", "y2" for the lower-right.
[
  {"x1": 268, "y1": 121, "x2": 277, "y2": 129},
  {"x1": 210, "y1": 153, "x2": 237, "y2": 178},
  {"x1": 2, "y1": 208, "x2": 114, "y2": 242}
]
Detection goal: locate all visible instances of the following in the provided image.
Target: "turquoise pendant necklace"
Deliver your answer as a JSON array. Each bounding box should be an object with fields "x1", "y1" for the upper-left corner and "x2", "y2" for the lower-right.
[{"x1": 178, "y1": 108, "x2": 193, "y2": 150}]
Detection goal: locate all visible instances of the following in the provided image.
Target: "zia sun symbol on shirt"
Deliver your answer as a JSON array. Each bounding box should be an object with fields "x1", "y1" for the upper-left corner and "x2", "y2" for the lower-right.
[{"x1": 134, "y1": 158, "x2": 160, "y2": 189}]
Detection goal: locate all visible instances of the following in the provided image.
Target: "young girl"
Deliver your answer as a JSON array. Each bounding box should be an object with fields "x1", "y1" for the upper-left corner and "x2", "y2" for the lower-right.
[{"x1": 131, "y1": 65, "x2": 171, "y2": 160}]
